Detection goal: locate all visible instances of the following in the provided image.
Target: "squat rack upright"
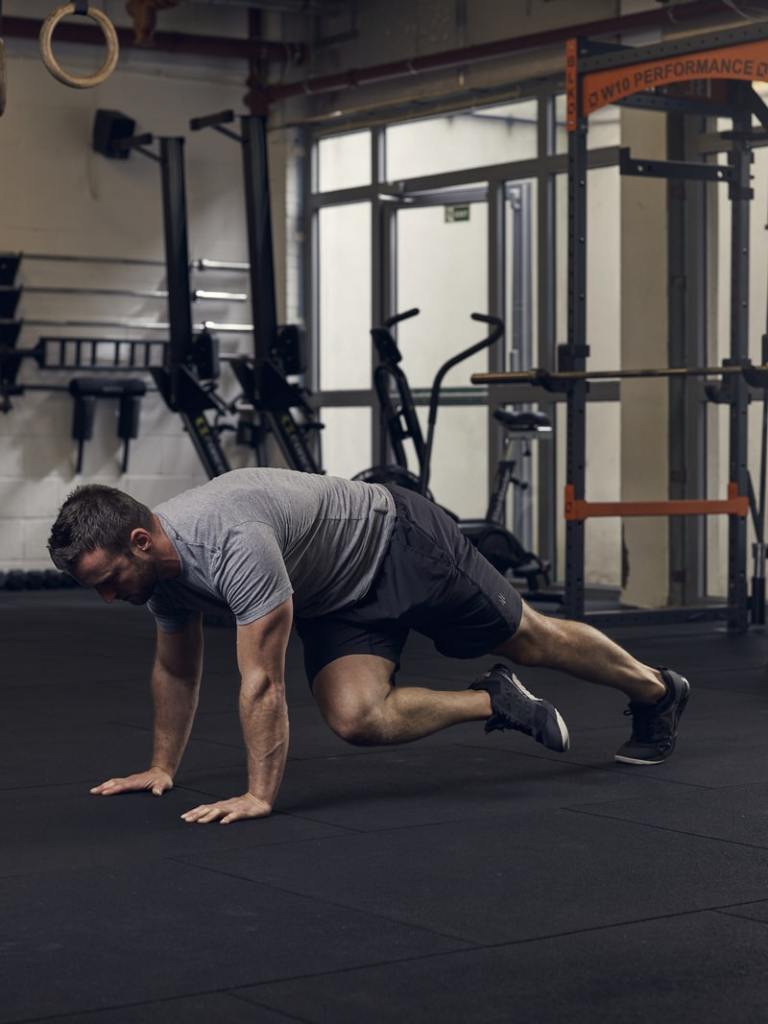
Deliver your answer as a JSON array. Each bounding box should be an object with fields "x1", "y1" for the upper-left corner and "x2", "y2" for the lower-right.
[{"x1": 477, "y1": 22, "x2": 768, "y2": 630}]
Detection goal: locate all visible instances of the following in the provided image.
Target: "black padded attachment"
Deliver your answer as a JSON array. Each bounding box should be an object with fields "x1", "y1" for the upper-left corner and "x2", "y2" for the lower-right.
[
  {"x1": 493, "y1": 408, "x2": 552, "y2": 431},
  {"x1": 187, "y1": 330, "x2": 220, "y2": 381},
  {"x1": 68, "y1": 377, "x2": 146, "y2": 473},
  {"x1": 92, "y1": 109, "x2": 137, "y2": 160},
  {"x1": 271, "y1": 324, "x2": 304, "y2": 376}
]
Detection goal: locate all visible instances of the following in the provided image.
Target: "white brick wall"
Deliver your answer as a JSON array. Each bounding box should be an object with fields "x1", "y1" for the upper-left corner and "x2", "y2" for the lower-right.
[{"x1": 0, "y1": 16, "x2": 292, "y2": 571}]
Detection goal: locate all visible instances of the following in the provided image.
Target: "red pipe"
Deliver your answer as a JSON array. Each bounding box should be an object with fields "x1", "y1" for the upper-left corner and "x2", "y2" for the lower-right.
[
  {"x1": 266, "y1": 0, "x2": 755, "y2": 102},
  {"x1": 1, "y1": 16, "x2": 305, "y2": 64}
]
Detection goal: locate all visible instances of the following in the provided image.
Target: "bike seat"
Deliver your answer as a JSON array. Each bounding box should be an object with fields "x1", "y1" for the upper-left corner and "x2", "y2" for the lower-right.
[{"x1": 493, "y1": 408, "x2": 552, "y2": 431}]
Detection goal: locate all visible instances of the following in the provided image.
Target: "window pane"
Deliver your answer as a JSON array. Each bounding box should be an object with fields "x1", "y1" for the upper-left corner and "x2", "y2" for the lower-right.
[
  {"x1": 505, "y1": 179, "x2": 538, "y2": 366},
  {"x1": 419, "y1": 405, "x2": 488, "y2": 519},
  {"x1": 395, "y1": 202, "x2": 488, "y2": 390},
  {"x1": 320, "y1": 407, "x2": 372, "y2": 478},
  {"x1": 317, "y1": 131, "x2": 371, "y2": 192},
  {"x1": 318, "y1": 203, "x2": 371, "y2": 389},
  {"x1": 556, "y1": 168, "x2": 621, "y2": 370},
  {"x1": 387, "y1": 100, "x2": 538, "y2": 181}
]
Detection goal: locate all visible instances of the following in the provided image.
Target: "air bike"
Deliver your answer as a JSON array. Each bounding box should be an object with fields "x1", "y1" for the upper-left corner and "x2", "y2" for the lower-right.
[{"x1": 354, "y1": 310, "x2": 553, "y2": 594}]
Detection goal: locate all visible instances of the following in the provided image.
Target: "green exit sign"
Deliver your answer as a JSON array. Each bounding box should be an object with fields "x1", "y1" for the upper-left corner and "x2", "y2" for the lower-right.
[{"x1": 445, "y1": 204, "x2": 470, "y2": 223}]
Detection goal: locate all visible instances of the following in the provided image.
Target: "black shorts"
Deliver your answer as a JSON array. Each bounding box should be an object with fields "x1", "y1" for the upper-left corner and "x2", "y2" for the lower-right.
[{"x1": 295, "y1": 486, "x2": 524, "y2": 687}]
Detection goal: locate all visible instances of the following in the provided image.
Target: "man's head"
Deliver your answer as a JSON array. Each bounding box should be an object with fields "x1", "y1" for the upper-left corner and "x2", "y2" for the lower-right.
[{"x1": 48, "y1": 484, "x2": 162, "y2": 605}]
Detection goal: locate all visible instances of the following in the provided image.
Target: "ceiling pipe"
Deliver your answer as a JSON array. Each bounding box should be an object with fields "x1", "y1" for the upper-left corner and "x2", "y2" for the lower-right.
[
  {"x1": 265, "y1": 0, "x2": 768, "y2": 102},
  {"x1": 182, "y1": 0, "x2": 332, "y2": 10},
  {"x1": 0, "y1": 16, "x2": 305, "y2": 64}
]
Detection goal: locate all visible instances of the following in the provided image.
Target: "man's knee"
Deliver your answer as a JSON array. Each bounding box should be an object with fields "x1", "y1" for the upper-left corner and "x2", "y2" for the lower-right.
[
  {"x1": 313, "y1": 654, "x2": 395, "y2": 746},
  {"x1": 326, "y1": 706, "x2": 385, "y2": 746}
]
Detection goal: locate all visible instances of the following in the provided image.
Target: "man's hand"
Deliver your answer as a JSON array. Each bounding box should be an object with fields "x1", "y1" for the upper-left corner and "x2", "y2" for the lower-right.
[
  {"x1": 90, "y1": 767, "x2": 173, "y2": 797},
  {"x1": 180, "y1": 793, "x2": 271, "y2": 825}
]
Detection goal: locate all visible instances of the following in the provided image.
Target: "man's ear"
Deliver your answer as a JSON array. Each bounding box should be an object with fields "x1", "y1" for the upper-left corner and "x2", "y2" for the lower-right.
[{"x1": 129, "y1": 527, "x2": 153, "y2": 553}]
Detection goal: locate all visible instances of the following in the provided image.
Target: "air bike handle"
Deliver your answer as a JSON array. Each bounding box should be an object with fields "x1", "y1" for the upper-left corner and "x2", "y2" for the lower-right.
[
  {"x1": 430, "y1": 312, "x2": 504, "y2": 414},
  {"x1": 384, "y1": 308, "x2": 419, "y2": 330},
  {"x1": 470, "y1": 311, "x2": 504, "y2": 343},
  {"x1": 418, "y1": 312, "x2": 505, "y2": 496}
]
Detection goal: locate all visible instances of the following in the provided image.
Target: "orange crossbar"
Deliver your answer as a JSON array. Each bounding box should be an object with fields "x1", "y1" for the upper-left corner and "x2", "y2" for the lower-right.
[
  {"x1": 564, "y1": 483, "x2": 748, "y2": 521},
  {"x1": 566, "y1": 35, "x2": 768, "y2": 130}
]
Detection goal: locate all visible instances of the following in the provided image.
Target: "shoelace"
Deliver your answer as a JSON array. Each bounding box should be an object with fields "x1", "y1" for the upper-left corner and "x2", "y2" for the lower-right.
[{"x1": 623, "y1": 703, "x2": 673, "y2": 751}]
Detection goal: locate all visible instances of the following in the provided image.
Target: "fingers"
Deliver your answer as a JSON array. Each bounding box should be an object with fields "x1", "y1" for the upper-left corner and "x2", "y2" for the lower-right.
[
  {"x1": 89, "y1": 771, "x2": 171, "y2": 797},
  {"x1": 90, "y1": 778, "x2": 125, "y2": 796},
  {"x1": 181, "y1": 804, "x2": 224, "y2": 824},
  {"x1": 180, "y1": 802, "x2": 250, "y2": 825}
]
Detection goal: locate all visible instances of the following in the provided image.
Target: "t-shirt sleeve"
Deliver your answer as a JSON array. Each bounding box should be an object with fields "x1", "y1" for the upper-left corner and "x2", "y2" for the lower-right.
[{"x1": 214, "y1": 521, "x2": 293, "y2": 625}]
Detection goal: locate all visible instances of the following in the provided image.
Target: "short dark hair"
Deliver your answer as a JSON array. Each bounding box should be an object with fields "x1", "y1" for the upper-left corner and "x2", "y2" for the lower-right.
[{"x1": 48, "y1": 484, "x2": 153, "y2": 573}]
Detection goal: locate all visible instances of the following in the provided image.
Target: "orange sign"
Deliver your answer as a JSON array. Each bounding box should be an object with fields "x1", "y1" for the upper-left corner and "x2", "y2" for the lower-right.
[{"x1": 567, "y1": 37, "x2": 768, "y2": 129}]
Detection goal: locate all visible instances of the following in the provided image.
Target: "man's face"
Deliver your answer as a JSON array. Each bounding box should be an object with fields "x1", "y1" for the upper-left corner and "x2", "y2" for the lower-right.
[{"x1": 75, "y1": 545, "x2": 159, "y2": 605}]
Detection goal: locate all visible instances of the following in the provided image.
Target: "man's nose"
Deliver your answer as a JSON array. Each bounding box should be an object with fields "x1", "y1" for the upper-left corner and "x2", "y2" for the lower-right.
[{"x1": 96, "y1": 585, "x2": 116, "y2": 604}]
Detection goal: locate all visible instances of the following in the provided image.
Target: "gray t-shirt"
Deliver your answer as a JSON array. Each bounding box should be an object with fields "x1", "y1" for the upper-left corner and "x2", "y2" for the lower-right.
[{"x1": 147, "y1": 468, "x2": 396, "y2": 632}]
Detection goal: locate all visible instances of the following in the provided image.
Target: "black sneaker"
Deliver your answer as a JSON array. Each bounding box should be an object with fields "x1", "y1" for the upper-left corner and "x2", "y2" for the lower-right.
[
  {"x1": 614, "y1": 668, "x2": 690, "y2": 765},
  {"x1": 469, "y1": 663, "x2": 570, "y2": 752}
]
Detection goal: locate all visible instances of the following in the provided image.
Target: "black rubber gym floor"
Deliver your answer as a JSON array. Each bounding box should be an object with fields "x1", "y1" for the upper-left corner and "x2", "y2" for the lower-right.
[{"x1": 3, "y1": 590, "x2": 768, "y2": 1023}]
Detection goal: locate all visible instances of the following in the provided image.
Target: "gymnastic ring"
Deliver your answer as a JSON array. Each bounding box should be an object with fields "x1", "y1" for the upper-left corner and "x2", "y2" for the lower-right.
[
  {"x1": 0, "y1": 39, "x2": 6, "y2": 116},
  {"x1": 39, "y1": 4, "x2": 119, "y2": 89}
]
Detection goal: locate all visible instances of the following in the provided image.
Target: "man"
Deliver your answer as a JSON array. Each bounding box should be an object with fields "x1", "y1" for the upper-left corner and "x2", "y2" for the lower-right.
[{"x1": 48, "y1": 468, "x2": 689, "y2": 826}]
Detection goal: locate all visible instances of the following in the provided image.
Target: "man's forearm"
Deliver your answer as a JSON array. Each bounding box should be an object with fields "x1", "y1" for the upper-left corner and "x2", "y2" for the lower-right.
[
  {"x1": 239, "y1": 674, "x2": 289, "y2": 809},
  {"x1": 150, "y1": 662, "x2": 201, "y2": 777}
]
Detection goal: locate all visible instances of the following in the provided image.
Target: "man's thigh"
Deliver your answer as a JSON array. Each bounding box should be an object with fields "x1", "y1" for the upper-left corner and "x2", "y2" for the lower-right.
[
  {"x1": 295, "y1": 612, "x2": 408, "y2": 688},
  {"x1": 386, "y1": 488, "x2": 523, "y2": 658}
]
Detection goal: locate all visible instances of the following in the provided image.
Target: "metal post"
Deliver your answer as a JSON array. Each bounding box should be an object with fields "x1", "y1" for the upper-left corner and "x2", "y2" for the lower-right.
[
  {"x1": 667, "y1": 112, "x2": 708, "y2": 606},
  {"x1": 510, "y1": 181, "x2": 534, "y2": 550},
  {"x1": 487, "y1": 178, "x2": 506, "y2": 514},
  {"x1": 378, "y1": 202, "x2": 398, "y2": 468},
  {"x1": 537, "y1": 93, "x2": 558, "y2": 577},
  {"x1": 304, "y1": 126, "x2": 320, "y2": 396},
  {"x1": 728, "y1": 87, "x2": 751, "y2": 632},
  {"x1": 241, "y1": 114, "x2": 279, "y2": 366},
  {"x1": 371, "y1": 127, "x2": 387, "y2": 469},
  {"x1": 565, "y1": 67, "x2": 589, "y2": 619},
  {"x1": 159, "y1": 137, "x2": 194, "y2": 408}
]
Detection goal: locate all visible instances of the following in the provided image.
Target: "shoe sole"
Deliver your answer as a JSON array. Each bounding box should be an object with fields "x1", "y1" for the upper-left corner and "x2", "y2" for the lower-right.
[
  {"x1": 613, "y1": 753, "x2": 666, "y2": 765},
  {"x1": 613, "y1": 675, "x2": 690, "y2": 765},
  {"x1": 545, "y1": 704, "x2": 571, "y2": 753}
]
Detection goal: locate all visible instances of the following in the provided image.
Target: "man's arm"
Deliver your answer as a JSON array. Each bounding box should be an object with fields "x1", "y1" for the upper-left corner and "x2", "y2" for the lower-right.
[
  {"x1": 150, "y1": 615, "x2": 204, "y2": 776},
  {"x1": 180, "y1": 598, "x2": 293, "y2": 825},
  {"x1": 90, "y1": 614, "x2": 203, "y2": 798}
]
